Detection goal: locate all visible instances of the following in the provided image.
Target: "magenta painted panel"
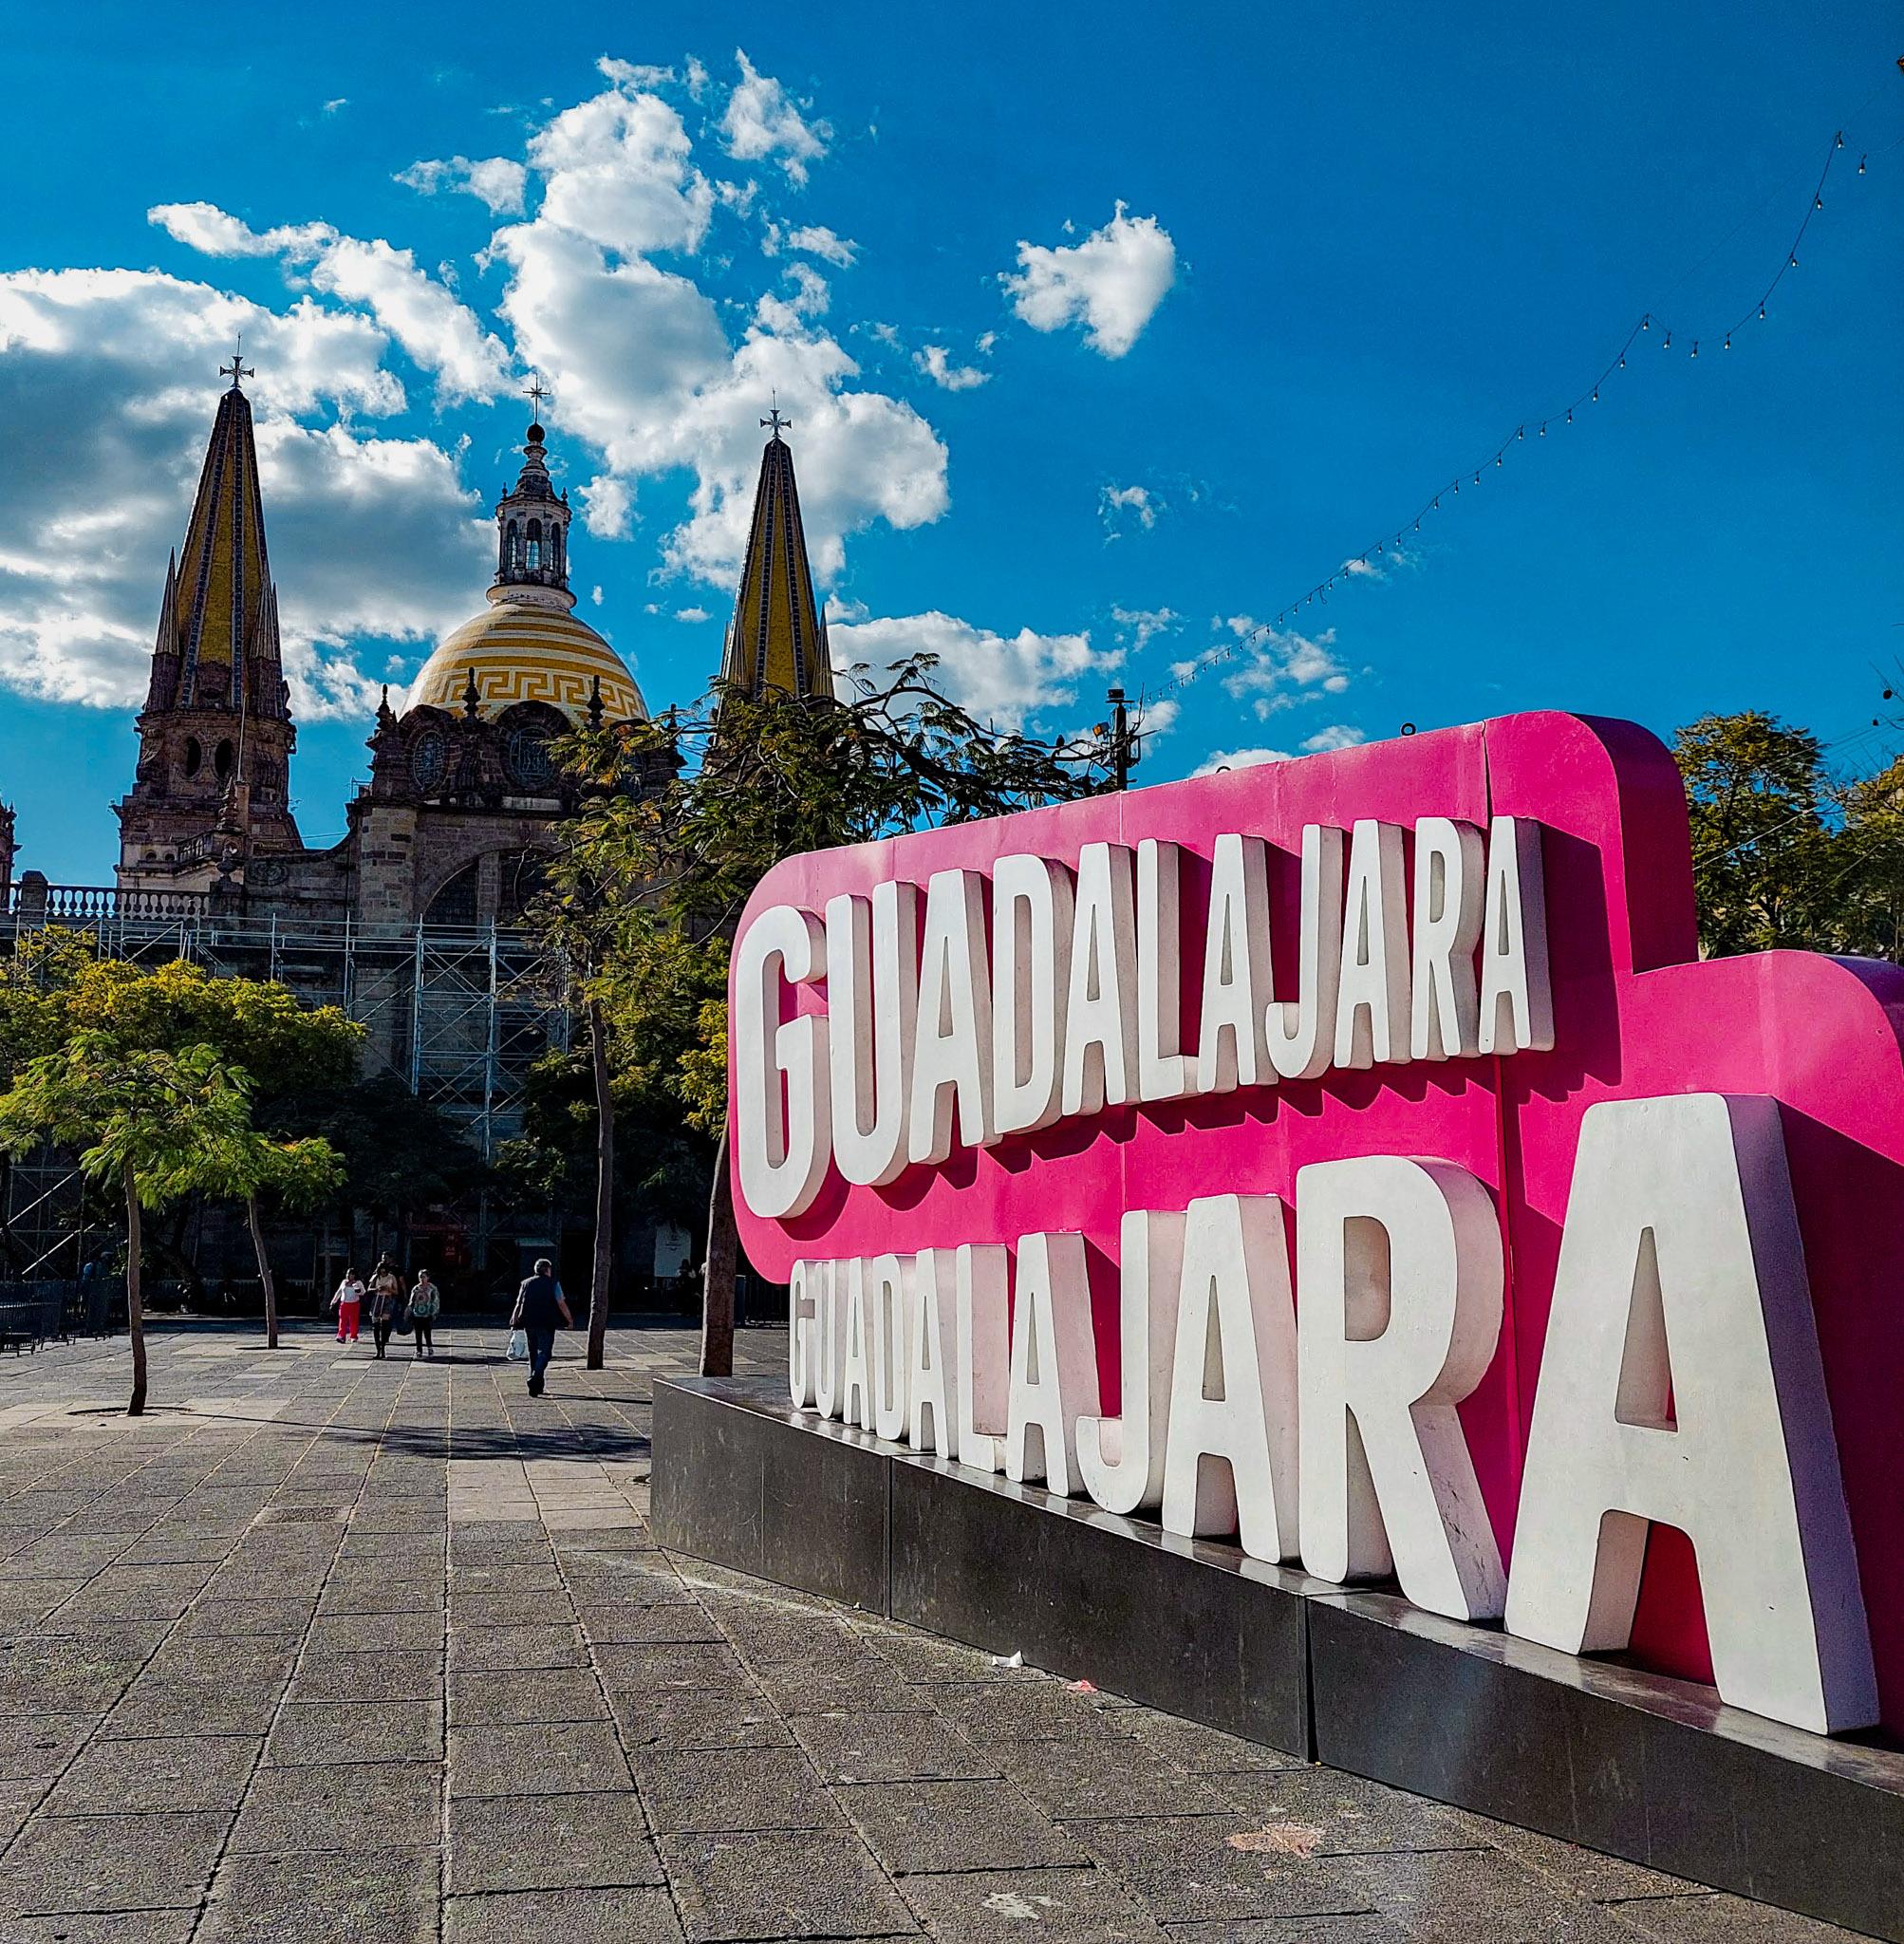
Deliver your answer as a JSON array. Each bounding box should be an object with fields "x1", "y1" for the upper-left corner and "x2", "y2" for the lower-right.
[{"x1": 728, "y1": 711, "x2": 1904, "y2": 1728}]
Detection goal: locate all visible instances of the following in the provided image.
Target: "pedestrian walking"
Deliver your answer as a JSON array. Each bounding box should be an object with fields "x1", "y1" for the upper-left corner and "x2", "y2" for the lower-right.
[
  {"x1": 329, "y1": 1266, "x2": 364, "y2": 1344},
  {"x1": 510, "y1": 1258, "x2": 572, "y2": 1396},
  {"x1": 368, "y1": 1257, "x2": 405, "y2": 1359},
  {"x1": 408, "y1": 1267, "x2": 441, "y2": 1360}
]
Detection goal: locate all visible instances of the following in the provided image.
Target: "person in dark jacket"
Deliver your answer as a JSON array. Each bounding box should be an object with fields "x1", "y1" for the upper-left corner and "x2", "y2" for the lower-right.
[{"x1": 512, "y1": 1259, "x2": 573, "y2": 1396}]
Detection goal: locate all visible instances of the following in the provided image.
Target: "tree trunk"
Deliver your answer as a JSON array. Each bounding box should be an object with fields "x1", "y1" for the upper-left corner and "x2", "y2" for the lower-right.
[
  {"x1": 123, "y1": 1163, "x2": 147, "y2": 1417},
  {"x1": 248, "y1": 1191, "x2": 278, "y2": 1350},
  {"x1": 587, "y1": 999, "x2": 613, "y2": 1372},
  {"x1": 700, "y1": 1130, "x2": 737, "y2": 1377}
]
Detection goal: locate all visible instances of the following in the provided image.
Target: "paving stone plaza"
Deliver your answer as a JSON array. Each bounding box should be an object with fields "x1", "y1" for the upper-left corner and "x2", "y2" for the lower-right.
[{"x1": 0, "y1": 1323, "x2": 1857, "y2": 1942}]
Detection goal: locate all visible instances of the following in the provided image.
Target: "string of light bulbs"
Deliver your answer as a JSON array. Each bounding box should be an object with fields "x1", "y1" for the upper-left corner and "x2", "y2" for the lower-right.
[{"x1": 1144, "y1": 104, "x2": 1898, "y2": 712}]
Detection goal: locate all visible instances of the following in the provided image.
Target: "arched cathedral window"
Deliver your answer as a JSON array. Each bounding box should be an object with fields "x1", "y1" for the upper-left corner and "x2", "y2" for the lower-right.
[{"x1": 527, "y1": 519, "x2": 543, "y2": 571}]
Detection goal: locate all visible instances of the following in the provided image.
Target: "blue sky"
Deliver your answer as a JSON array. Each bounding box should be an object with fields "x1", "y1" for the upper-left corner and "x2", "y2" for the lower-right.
[{"x1": 3, "y1": 3, "x2": 1898, "y2": 883}]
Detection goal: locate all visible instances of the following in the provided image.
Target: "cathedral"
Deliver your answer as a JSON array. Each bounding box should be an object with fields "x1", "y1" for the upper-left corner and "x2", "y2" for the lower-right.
[{"x1": 108, "y1": 364, "x2": 831, "y2": 929}]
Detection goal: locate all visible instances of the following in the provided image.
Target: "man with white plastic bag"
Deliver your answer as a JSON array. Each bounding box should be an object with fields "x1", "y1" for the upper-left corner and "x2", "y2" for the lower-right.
[{"x1": 510, "y1": 1258, "x2": 572, "y2": 1395}]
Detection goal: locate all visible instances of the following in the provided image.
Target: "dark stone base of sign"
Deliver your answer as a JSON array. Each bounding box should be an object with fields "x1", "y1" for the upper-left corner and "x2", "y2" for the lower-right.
[
  {"x1": 1308, "y1": 1588, "x2": 1904, "y2": 1940},
  {"x1": 651, "y1": 1376, "x2": 1904, "y2": 1942},
  {"x1": 650, "y1": 1373, "x2": 888, "y2": 1610},
  {"x1": 887, "y1": 1451, "x2": 1315, "y2": 1757}
]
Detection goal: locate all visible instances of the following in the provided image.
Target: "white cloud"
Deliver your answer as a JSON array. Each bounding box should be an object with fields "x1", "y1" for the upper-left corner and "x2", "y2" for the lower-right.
[
  {"x1": 1215, "y1": 626, "x2": 1353, "y2": 719},
  {"x1": 1100, "y1": 481, "x2": 1162, "y2": 535},
  {"x1": 831, "y1": 610, "x2": 1118, "y2": 730},
  {"x1": 483, "y1": 66, "x2": 944, "y2": 589},
  {"x1": 914, "y1": 345, "x2": 989, "y2": 391},
  {"x1": 149, "y1": 202, "x2": 513, "y2": 405},
  {"x1": 396, "y1": 154, "x2": 529, "y2": 215},
  {"x1": 321, "y1": 97, "x2": 349, "y2": 117},
  {"x1": 1005, "y1": 203, "x2": 1176, "y2": 358},
  {"x1": 578, "y1": 473, "x2": 635, "y2": 539},
  {"x1": 1300, "y1": 724, "x2": 1366, "y2": 753},
  {"x1": 0, "y1": 268, "x2": 487, "y2": 717},
  {"x1": 784, "y1": 224, "x2": 857, "y2": 266},
  {"x1": 1195, "y1": 746, "x2": 1292, "y2": 776},
  {"x1": 527, "y1": 71, "x2": 714, "y2": 255},
  {"x1": 1111, "y1": 606, "x2": 1178, "y2": 649},
  {"x1": 720, "y1": 50, "x2": 830, "y2": 186},
  {"x1": 675, "y1": 606, "x2": 711, "y2": 623}
]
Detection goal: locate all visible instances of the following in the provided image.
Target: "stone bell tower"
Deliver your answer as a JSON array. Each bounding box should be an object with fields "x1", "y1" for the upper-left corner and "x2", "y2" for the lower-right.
[{"x1": 116, "y1": 346, "x2": 303, "y2": 891}]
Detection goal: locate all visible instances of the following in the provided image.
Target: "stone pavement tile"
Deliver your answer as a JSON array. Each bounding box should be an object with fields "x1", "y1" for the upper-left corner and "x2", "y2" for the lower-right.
[
  {"x1": 0, "y1": 1710, "x2": 101, "y2": 1781},
  {"x1": 997, "y1": 1737, "x2": 1237, "y2": 1820},
  {"x1": 9, "y1": 1912, "x2": 202, "y2": 1942},
  {"x1": 448, "y1": 1720, "x2": 631, "y2": 1796},
  {"x1": 929, "y1": 1683, "x2": 1140, "y2": 1744},
  {"x1": 595, "y1": 1638, "x2": 755, "y2": 1692},
  {"x1": 199, "y1": 1848, "x2": 440, "y2": 1944},
  {"x1": 657, "y1": 1826, "x2": 919, "y2": 1941},
  {"x1": 712, "y1": 1607, "x2": 869, "y2": 1667},
  {"x1": 449, "y1": 1622, "x2": 589, "y2": 1672},
  {"x1": 791, "y1": 1708, "x2": 1003, "y2": 1784},
  {"x1": 1473, "y1": 1822, "x2": 1702, "y2": 1903},
  {"x1": 264, "y1": 1698, "x2": 443, "y2": 1766},
  {"x1": 319, "y1": 1574, "x2": 444, "y2": 1617},
  {"x1": 447, "y1": 1789, "x2": 664, "y2": 1892},
  {"x1": 836, "y1": 1779, "x2": 1090, "y2": 1877},
  {"x1": 1605, "y1": 1893, "x2": 1858, "y2": 1941},
  {"x1": 858, "y1": 1625, "x2": 1054, "y2": 1686},
  {"x1": 581, "y1": 1599, "x2": 725, "y2": 1643},
  {"x1": 176, "y1": 1597, "x2": 315, "y2": 1639},
  {"x1": 750, "y1": 1657, "x2": 941, "y2": 1716},
  {"x1": 341, "y1": 1529, "x2": 441, "y2": 1561},
  {"x1": 449, "y1": 1561, "x2": 568, "y2": 1595},
  {"x1": 0, "y1": 1807, "x2": 229, "y2": 1916},
  {"x1": 62, "y1": 1565, "x2": 215, "y2": 1620},
  {"x1": 117, "y1": 1531, "x2": 243, "y2": 1565},
  {"x1": 448, "y1": 1664, "x2": 610, "y2": 1725},
  {"x1": 633, "y1": 1745, "x2": 841, "y2": 1834},
  {"x1": 0, "y1": 1576, "x2": 86, "y2": 1623},
  {"x1": 108, "y1": 1679, "x2": 283, "y2": 1737},
  {"x1": 1215, "y1": 1767, "x2": 1488, "y2": 1856},
  {"x1": 143, "y1": 1640, "x2": 298, "y2": 1688},
  {"x1": 451, "y1": 1588, "x2": 579, "y2": 1627},
  {"x1": 1343, "y1": 1849, "x2": 1599, "y2": 1925},
  {"x1": 308, "y1": 1609, "x2": 443, "y2": 1653},
  {"x1": 289, "y1": 1648, "x2": 443, "y2": 1703},
  {"x1": 1065, "y1": 1814, "x2": 1377, "y2": 1924},
  {"x1": 444, "y1": 1885, "x2": 683, "y2": 1943},
  {"x1": 1399, "y1": 1904, "x2": 1665, "y2": 1943},
  {"x1": 229, "y1": 1758, "x2": 442, "y2": 1855},
  {"x1": 610, "y1": 1685, "x2": 795, "y2": 1750},
  {"x1": 1114, "y1": 1707, "x2": 1306, "y2": 1773},
  {"x1": 1, "y1": 1778, "x2": 40, "y2": 1842},
  {"x1": 45, "y1": 1732, "x2": 263, "y2": 1813},
  {"x1": 1159, "y1": 1919, "x2": 1409, "y2": 1943},
  {"x1": 893, "y1": 1865, "x2": 1168, "y2": 1944}
]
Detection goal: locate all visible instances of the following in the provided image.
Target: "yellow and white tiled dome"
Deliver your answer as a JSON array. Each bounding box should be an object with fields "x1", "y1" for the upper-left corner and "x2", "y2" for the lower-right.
[{"x1": 407, "y1": 603, "x2": 647, "y2": 725}]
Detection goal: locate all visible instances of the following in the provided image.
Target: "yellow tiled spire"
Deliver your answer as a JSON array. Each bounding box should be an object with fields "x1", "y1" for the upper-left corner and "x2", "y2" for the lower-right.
[
  {"x1": 718, "y1": 409, "x2": 833, "y2": 702},
  {"x1": 145, "y1": 347, "x2": 288, "y2": 723}
]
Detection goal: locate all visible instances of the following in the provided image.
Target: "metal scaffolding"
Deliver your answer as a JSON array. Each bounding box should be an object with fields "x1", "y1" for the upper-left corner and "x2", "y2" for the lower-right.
[{"x1": 0, "y1": 899, "x2": 572, "y2": 1276}]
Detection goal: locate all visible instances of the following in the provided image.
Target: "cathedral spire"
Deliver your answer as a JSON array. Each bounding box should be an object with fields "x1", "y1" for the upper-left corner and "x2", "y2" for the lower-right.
[
  {"x1": 161, "y1": 367, "x2": 287, "y2": 719},
  {"x1": 718, "y1": 410, "x2": 833, "y2": 703}
]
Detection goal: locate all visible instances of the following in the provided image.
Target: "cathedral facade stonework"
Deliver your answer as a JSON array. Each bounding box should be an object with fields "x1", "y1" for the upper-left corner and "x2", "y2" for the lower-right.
[{"x1": 116, "y1": 381, "x2": 669, "y2": 932}]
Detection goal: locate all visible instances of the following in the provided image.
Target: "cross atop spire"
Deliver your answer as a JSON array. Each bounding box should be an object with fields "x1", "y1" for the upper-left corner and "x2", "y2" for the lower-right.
[
  {"x1": 524, "y1": 375, "x2": 550, "y2": 417},
  {"x1": 220, "y1": 336, "x2": 254, "y2": 391},
  {"x1": 761, "y1": 404, "x2": 791, "y2": 441}
]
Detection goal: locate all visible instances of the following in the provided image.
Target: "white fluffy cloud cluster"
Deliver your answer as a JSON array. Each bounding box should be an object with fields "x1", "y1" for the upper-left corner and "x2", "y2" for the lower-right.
[
  {"x1": 0, "y1": 50, "x2": 1182, "y2": 740},
  {"x1": 831, "y1": 611, "x2": 1120, "y2": 731},
  {"x1": 1005, "y1": 204, "x2": 1177, "y2": 358},
  {"x1": 0, "y1": 268, "x2": 489, "y2": 717}
]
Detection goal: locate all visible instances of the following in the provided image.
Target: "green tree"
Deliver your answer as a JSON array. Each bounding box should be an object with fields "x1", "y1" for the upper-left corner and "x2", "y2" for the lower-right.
[
  {"x1": 0, "y1": 1037, "x2": 257, "y2": 1414},
  {"x1": 219, "y1": 1133, "x2": 345, "y2": 1351},
  {"x1": 549, "y1": 656, "x2": 1106, "y2": 1374},
  {"x1": 1675, "y1": 712, "x2": 1843, "y2": 957}
]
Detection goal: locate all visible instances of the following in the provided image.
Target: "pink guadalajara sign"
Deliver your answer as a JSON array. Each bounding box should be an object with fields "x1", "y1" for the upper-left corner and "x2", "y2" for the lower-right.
[{"x1": 726, "y1": 711, "x2": 1904, "y2": 1740}]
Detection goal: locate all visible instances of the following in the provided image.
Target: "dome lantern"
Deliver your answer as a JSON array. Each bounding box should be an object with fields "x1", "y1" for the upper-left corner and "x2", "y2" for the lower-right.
[{"x1": 490, "y1": 377, "x2": 573, "y2": 614}]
